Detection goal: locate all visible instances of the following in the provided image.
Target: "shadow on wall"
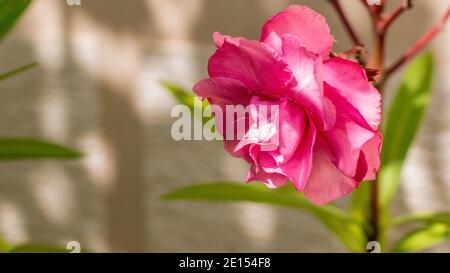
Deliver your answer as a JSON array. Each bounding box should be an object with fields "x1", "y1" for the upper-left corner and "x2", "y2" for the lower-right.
[{"x1": 0, "y1": 0, "x2": 447, "y2": 252}]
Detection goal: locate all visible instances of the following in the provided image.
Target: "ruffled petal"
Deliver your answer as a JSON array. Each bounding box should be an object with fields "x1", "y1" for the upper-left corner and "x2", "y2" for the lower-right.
[
  {"x1": 261, "y1": 5, "x2": 334, "y2": 56},
  {"x1": 355, "y1": 132, "x2": 383, "y2": 181},
  {"x1": 208, "y1": 39, "x2": 295, "y2": 98},
  {"x1": 323, "y1": 58, "x2": 381, "y2": 130},
  {"x1": 246, "y1": 164, "x2": 289, "y2": 188},
  {"x1": 323, "y1": 83, "x2": 376, "y2": 178},
  {"x1": 281, "y1": 35, "x2": 335, "y2": 130},
  {"x1": 277, "y1": 119, "x2": 316, "y2": 191},
  {"x1": 255, "y1": 118, "x2": 316, "y2": 192},
  {"x1": 303, "y1": 145, "x2": 358, "y2": 205},
  {"x1": 193, "y1": 77, "x2": 251, "y2": 106},
  {"x1": 213, "y1": 32, "x2": 242, "y2": 48}
]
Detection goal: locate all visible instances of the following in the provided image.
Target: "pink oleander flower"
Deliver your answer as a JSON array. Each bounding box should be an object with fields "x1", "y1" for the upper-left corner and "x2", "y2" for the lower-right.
[{"x1": 193, "y1": 5, "x2": 382, "y2": 204}]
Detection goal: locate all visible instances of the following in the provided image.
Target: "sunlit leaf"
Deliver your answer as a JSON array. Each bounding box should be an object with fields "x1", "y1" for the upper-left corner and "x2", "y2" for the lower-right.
[
  {"x1": 349, "y1": 182, "x2": 371, "y2": 245},
  {"x1": 161, "y1": 81, "x2": 212, "y2": 125},
  {"x1": 163, "y1": 182, "x2": 365, "y2": 252},
  {"x1": 0, "y1": 138, "x2": 83, "y2": 160},
  {"x1": 391, "y1": 223, "x2": 450, "y2": 253},
  {"x1": 161, "y1": 81, "x2": 208, "y2": 113},
  {"x1": 0, "y1": 0, "x2": 32, "y2": 43},
  {"x1": 393, "y1": 212, "x2": 450, "y2": 226},
  {"x1": 379, "y1": 53, "x2": 434, "y2": 236}
]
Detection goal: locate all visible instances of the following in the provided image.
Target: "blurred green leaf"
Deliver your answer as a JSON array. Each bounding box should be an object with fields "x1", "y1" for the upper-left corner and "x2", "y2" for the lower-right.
[
  {"x1": 8, "y1": 244, "x2": 69, "y2": 253},
  {"x1": 163, "y1": 182, "x2": 365, "y2": 252},
  {"x1": 391, "y1": 223, "x2": 450, "y2": 253},
  {"x1": 161, "y1": 81, "x2": 208, "y2": 112},
  {"x1": 393, "y1": 212, "x2": 450, "y2": 226},
  {"x1": 349, "y1": 182, "x2": 371, "y2": 245},
  {"x1": 0, "y1": 62, "x2": 37, "y2": 81},
  {"x1": 0, "y1": 0, "x2": 32, "y2": 43},
  {"x1": 379, "y1": 53, "x2": 434, "y2": 208},
  {"x1": 0, "y1": 238, "x2": 12, "y2": 253},
  {"x1": 0, "y1": 138, "x2": 83, "y2": 160},
  {"x1": 161, "y1": 81, "x2": 212, "y2": 124}
]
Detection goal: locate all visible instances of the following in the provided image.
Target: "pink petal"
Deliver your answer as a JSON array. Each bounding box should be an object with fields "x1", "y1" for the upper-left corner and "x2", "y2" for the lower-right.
[
  {"x1": 233, "y1": 97, "x2": 281, "y2": 152},
  {"x1": 262, "y1": 32, "x2": 283, "y2": 55},
  {"x1": 277, "y1": 119, "x2": 316, "y2": 191},
  {"x1": 231, "y1": 97, "x2": 307, "y2": 164},
  {"x1": 277, "y1": 99, "x2": 306, "y2": 163},
  {"x1": 281, "y1": 35, "x2": 335, "y2": 130},
  {"x1": 246, "y1": 164, "x2": 289, "y2": 189},
  {"x1": 213, "y1": 32, "x2": 242, "y2": 48},
  {"x1": 355, "y1": 132, "x2": 383, "y2": 181},
  {"x1": 256, "y1": 118, "x2": 316, "y2": 192},
  {"x1": 323, "y1": 83, "x2": 376, "y2": 178},
  {"x1": 261, "y1": 5, "x2": 334, "y2": 56},
  {"x1": 208, "y1": 39, "x2": 295, "y2": 98},
  {"x1": 193, "y1": 77, "x2": 251, "y2": 106},
  {"x1": 323, "y1": 58, "x2": 381, "y2": 130},
  {"x1": 303, "y1": 145, "x2": 358, "y2": 205},
  {"x1": 194, "y1": 77, "x2": 252, "y2": 143}
]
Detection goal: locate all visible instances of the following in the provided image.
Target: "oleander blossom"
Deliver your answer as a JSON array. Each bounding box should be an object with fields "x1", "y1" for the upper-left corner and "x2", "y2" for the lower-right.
[{"x1": 193, "y1": 5, "x2": 382, "y2": 204}]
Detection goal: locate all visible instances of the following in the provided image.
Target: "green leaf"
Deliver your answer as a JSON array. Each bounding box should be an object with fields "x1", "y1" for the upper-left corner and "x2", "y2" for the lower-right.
[
  {"x1": 161, "y1": 81, "x2": 208, "y2": 112},
  {"x1": 391, "y1": 212, "x2": 450, "y2": 252},
  {"x1": 349, "y1": 182, "x2": 371, "y2": 244},
  {"x1": 391, "y1": 223, "x2": 450, "y2": 253},
  {"x1": 163, "y1": 182, "x2": 365, "y2": 252},
  {"x1": 393, "y1": 212, "x2": 450, "y2": 226},
  {"x1": 379, "y1": 53, "x2": 434, "y2": 208},
  {"x1": 0, "y1": 62, "x2": 37, "y2": 81},
  {"x1": 161, "y1": 81, "x2": 212, "y2": 124},
  {"x1": 8, "y1": 244, "x2": 70, "y2": 253},
  {"x1": 0, "y1": 137, "x2": 83, "y2": 160},
  {"x1": 0, "y1": 0, "x2": 32, "y2": 43}
]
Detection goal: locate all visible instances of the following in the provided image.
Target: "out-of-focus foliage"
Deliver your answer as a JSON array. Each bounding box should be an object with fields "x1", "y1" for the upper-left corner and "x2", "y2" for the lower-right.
[
  {"x1": 0, "y1": 0, "x2": 83, "y2": 253},
  {"x1": 0, "y1": 138, "x2": 82, "y2": 160},
  {"x1": 0, "y1": 0, "x2": 31, "y2": 42},
  {"x1": 164, "y1": 181, "x2": 365, "y2": 252},
  {"x1": 380, "y1": 53, "x2": 434, "y2": 209}
]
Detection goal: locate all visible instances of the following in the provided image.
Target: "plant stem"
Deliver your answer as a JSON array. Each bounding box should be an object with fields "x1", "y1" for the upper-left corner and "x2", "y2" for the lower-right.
[
  {"x1": 383, "y1": 6, "x2": 450, "y2": 82},
  {"x1": 368, "y1": 1, "x2": 386, "y2": 246},
  {"x1": 379, "y1": 0, "x2": 412, "y2": 32},
  {"x1": 367, "y1": 37, "x2": 384, "y2": 246}
]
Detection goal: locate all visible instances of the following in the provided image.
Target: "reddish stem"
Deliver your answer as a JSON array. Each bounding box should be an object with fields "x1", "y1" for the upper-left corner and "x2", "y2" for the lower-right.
[
  {"x1": 384, "y1": 6, "x2": 450, "y2": 80},
  {"x1": 379, "y1": 0, "x2": 412, "y2": 31}
]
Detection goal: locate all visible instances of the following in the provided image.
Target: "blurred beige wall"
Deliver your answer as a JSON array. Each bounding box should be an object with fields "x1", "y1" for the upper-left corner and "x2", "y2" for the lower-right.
[{"x1": 0, "y1": 0, "x2": 448, "y2": 252}]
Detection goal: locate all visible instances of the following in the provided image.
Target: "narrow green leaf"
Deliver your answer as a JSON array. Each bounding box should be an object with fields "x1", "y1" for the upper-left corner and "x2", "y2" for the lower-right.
[
  {"x1": 161, "y1": 81, "x2": 212, "y2": 124},
  {"x1": 0, "y1": 62, "x2": 37, "y2": 81},
  {"x1": 0, "y1": 137, "x2": 83, "y2": 160},
  {"x1": 380, "y1": 53, "x2": 434, "y2": 208},
  {"x1": 0, "y1": 0, "x2": 32, "y2": 43},
  {"x1": 163, "y1": 182, "x2": 365, "y2": 252},
  {"x1": 393, "y1": 212, "x2": 450, "y2": 226},
  {"x1": 160, "y1": 81, "x2": 208, "y2": 112},
  {"x1": 391, "y1": 223, "x2": 450, "y2": 253}
]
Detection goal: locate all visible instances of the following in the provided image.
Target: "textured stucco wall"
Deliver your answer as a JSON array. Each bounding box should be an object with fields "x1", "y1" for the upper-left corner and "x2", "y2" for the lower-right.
[{"x1": 0, "y1": 0, "x2": 448, "y2": 252}]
